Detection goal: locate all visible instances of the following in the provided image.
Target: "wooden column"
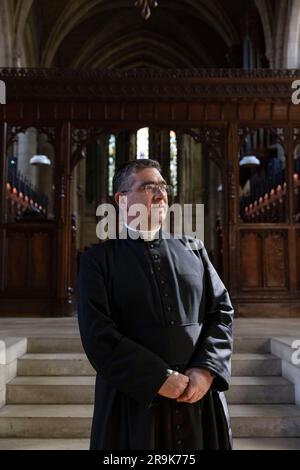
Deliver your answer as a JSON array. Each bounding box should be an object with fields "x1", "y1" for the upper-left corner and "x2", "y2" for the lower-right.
[
  {"x1": 116, "y1": 130, "x2": 131, "y2": 167},
  {"x1": 0, "y1": 123, "x2": 7, "y2": 291},
  {"x1": 227, "y1": 122, "x2": 239, "y2": 298},
  {"x1": 55, "y1": 121, "x2": 73, "y2": 316},
  {"x1": 287, "y1": 127, "x2": 297, "y2": 293},
  {"x1": 99, "y1": 133, "x2": 109, "y2": 204}
]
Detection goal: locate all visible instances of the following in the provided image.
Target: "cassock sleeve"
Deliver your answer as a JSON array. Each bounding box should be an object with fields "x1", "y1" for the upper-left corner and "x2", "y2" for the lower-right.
[
  {"x1": 188, "y1": 244, "x2": 234, "y2": 391},
  {"x1": 77, "y1": 249, "x2": 170, "y2": 408}
]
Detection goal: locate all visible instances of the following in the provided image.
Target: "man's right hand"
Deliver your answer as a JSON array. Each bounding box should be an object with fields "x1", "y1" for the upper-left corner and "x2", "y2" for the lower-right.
[{"x1": 158, "y1": 372, "x2": 190, "y2": 399}]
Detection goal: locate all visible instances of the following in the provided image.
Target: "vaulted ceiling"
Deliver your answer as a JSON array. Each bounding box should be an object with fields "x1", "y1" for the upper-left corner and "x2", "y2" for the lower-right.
[{"x1": 19, "y1": 0, "x2": 270, "y2": 68}]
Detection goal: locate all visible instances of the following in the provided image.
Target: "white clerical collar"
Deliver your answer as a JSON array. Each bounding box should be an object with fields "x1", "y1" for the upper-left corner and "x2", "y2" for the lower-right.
[{"x1": 124, "y1": 223, "x2": 161, "y2": 241}]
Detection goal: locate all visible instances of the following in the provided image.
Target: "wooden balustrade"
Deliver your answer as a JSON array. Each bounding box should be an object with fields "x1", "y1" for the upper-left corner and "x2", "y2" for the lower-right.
[
  {"x1": 6, "y1": 182, "x2": 47, "y2": 222},
  {"x1": 242, "y1": 182, "x2": 287, "y2": 223}
]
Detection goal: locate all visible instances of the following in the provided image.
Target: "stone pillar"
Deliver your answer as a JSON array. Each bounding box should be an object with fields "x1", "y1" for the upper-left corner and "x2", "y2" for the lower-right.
[
  {"x1": 77, "y1": 158, "x2": 86, "y2": 251},
  {"x1": 206, "y1": 159, "x2": 222, "y2": 256}
]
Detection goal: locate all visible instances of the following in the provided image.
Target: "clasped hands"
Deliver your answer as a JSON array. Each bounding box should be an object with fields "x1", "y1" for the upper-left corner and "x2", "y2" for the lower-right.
[{"x1": 158, "y1": 367, "x2": 214, "y2": 404}]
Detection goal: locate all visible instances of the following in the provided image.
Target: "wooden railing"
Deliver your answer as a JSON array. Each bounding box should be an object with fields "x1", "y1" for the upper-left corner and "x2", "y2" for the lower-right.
[
  {"x1": 241, "y1": 182, "x2": 287, "y2": 223},
  {"x1": 6, "y1": 167, "x2": 48, "y2": 222}
]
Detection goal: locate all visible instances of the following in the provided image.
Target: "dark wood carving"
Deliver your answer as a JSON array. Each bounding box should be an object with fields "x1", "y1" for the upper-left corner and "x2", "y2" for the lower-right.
[
  {"x1": 264, "y1": 232, "x2": 287, "y2": 289},
  {"x1": 3, "y1": 223, "x2": 55, "y2": 296},
  {"x1": 0, "y1": 68, "x2": 300, "y2": 316},
  {"x1": 0, "y1": 68, "x2": 299, "y2": 102},
  {"x1": 240, "y1": 231, "x2": 262, "y2": 288},
  {"x1": 239, "y1": 229, "x2": 288, "y2": 291}
]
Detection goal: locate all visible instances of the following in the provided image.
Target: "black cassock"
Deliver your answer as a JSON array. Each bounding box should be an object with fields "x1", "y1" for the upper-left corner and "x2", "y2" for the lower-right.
[{"x1": 77, "y1": 226, "x2": 234, "y2": 450}]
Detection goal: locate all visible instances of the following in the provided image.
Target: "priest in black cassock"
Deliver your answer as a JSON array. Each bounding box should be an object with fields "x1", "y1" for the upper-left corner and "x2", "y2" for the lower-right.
[{"x1": 77, "y1": 159, "x2": 234, "y2": 450}]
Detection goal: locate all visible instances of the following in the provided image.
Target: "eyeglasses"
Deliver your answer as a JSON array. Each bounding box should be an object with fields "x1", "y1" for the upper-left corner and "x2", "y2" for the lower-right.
[{"x1": 122, "y1": 183, "x2": 173, "y2": 195}]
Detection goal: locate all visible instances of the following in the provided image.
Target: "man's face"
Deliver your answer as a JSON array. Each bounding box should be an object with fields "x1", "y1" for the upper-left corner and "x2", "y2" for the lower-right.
[{"x1": 115, "y1": 167, "x2": 169, "y2": 230}]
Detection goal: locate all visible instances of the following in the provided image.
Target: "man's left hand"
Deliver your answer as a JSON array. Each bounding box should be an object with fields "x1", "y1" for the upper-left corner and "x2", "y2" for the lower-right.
[{"x1": 176, "y1": 368, "x2": 214, "y2": 404}]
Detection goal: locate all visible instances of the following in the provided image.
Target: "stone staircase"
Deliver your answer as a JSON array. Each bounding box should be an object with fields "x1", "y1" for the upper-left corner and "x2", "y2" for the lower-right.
[{"x1": 0, "y1": 336, "x2": 300, "y2": 450}]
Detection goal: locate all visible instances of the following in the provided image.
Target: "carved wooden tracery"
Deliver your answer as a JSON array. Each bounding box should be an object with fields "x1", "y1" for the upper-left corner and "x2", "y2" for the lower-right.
[{"x1": 0, "y1": 68, "x2": 300, "y2": 317}]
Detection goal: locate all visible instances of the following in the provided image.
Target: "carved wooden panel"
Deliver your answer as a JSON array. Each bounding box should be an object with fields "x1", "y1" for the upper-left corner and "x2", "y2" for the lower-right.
[
  {"x1": 289, "y1": 105, "x2": 300, "y2": 121},
  {"x1": 273, "y1": 104, "x2": 288, "y2": 121},
  {"x1": 139, "y1": 103, "x2": 154, "y2": 121},
  {"x1": 72, "y1": 103, "x2": 89, "y2": 120},
  {"x1": 155, "y1": 103, "x2": 171, "y2": 121},
  {"x1": 264, "y1": 232, "x2": 287, "y2": 288},
  {"x1": 238, "y1": 102, "x2": 255, "y2": 121},
  {"x1": 239, "y1": 230, "x2": 288, "y2": 291},
  {"x1": 255, "y1": 103, "x2": 271, "y2": 121},
  {"x1": 1, "y1": 100, "x2": 297, "y2": 125},
  {"x1": 6, "y1": 232, "x2": 28, "y2": 289},
  {"x1": 188, "y1": 103, "x2": 205, "y2": 121},
  {"x1": 90, "y1": 102, "x2": 106, "y2": 121},
  {"x1": 3, "y1": 225, "x2": 55, "y2": 295},
  {"x1": 0, "y1": 68, "x2": 297, "y2": 103},
  {"x1": 240, "y1": 231, "x2": 262, "y2": 288},
  {"x1": 31, "y1": 232, "x2": 52, "y2": 288},
  {"x1": 206, "y1": 103, "x2": 222, "y2": 120}
]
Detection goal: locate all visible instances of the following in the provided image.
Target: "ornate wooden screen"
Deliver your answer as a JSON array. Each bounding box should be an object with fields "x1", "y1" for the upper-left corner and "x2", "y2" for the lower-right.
[{"x1": 0, "y1": 68, "x2": 299, "y2": 316}]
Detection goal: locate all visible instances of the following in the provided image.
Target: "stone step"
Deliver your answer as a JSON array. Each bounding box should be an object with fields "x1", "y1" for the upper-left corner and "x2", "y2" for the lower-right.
[
  {"x1": 0, "y1": 437, "x2": 299, "y2": 450},
  {"x1": 232, "y1": 337, "x2": 270, "y2": 354},
  {"x1": 226, "y1": 376, "x2": 294, "y2": 404},
  {"x1": 6, "y1": 375, "x2": 294, "y2": 405},
  {"x1": 17, "y1": 352, "x2": 281, "y2": 377},
  {"x1": 1, "y1": 404, "x2": 300, "y2": 439},
  {"x1": 26, "y1": 336, "x2": 271, "y2": 354},
  {"x1": 233, "y1": 437, "x2": 300, "y2": 450},
  {"x1": 0, "y1": 438, "x2": 90, "y2": 450},
  {"x1": 27, "y1": 338, "x2": 84, "y2": 354},
  {"x1": 6, "y1": 376, "x2": 96, "y2": 404},
  {"x1": 0, "y1": 404, "x2": 93, "y2": 438},
  {"x1": 17, "y1": 353, "x2": 95, "y2": 376},
  {"x1": 229, "y1": 404, "x2": 300, "y2": 437},
  {"x1": 231, "y1": 353, "x2": 281, "y2": 376}
]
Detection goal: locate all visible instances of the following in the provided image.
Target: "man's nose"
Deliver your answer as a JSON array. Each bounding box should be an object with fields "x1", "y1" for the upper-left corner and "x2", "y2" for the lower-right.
[{"x1": 153, "y1": 189, "x2": 166, "y2": 200}]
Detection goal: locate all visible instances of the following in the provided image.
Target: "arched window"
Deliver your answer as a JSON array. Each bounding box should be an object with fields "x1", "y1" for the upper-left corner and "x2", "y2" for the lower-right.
[
  {"x1": 108, "y1": 134, "x2": 116, "y2": 196},
  {"x1": 170, "y1": 130, "x2": 178, "y2": 196},
  {"x1": 136, "y1": 127, "x2": 149, "y2": 159}
]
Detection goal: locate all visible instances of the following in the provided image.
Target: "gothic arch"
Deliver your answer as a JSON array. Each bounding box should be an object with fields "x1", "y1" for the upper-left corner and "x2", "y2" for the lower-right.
[
  {"x1": 41, "y1": 0, "x2": 105, "y2": 67},
  {"x1": 71, "y1": 11, "x2": 215, "y2": 69},
  {"x1": 41, "y1": 0, "x2": 239, "y2": 67},
  {"x1": 86, "y1": 36, "x2": 194, "y2": 69}
]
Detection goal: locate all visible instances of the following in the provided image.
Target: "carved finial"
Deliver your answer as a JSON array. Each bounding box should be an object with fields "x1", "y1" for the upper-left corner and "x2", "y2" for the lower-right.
[{"x1": 134, "y1": 0, "x2": 158, "y2": 20}]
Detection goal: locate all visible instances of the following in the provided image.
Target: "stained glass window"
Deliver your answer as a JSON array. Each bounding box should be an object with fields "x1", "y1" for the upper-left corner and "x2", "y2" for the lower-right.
[
  {"x1": 136, "y1": 127, "x2": 149, "y2": 159},
  {"x1": 108, "y1": 134, "x2": 116, "y2": 196},
  {"x1": 170, "y1": 130, "x2": 178, "y2": 196}
]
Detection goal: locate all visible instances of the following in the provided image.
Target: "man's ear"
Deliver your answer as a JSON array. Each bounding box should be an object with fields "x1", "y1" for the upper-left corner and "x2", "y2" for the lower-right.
[
  {"x1": 114, "y1": 192, "x2": 121, "y2": 207},
  {"x1": 115, "y1": 192, "x2": 128, "y2": 211}
]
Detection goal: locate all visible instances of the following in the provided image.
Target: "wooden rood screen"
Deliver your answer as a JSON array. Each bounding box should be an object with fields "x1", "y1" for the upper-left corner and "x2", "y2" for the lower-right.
[{"x1": 0, "y1": 68, "x2": 299, "y2": 317}]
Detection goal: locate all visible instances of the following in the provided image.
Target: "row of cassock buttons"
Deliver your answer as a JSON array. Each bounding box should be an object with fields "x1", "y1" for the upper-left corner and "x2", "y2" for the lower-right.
[
  {"x1": 149, "y1": 247, "x2": 176, "y2": 326},
  {"x1": 149, "y1": 244, "x2": 183, "y2": 448}
]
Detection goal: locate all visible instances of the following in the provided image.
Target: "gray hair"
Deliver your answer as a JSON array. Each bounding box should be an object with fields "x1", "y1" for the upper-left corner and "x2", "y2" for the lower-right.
[{"x1": 112, "y1": 159, "x2": 162, "y2": 195}]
